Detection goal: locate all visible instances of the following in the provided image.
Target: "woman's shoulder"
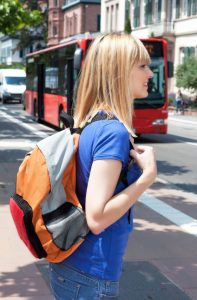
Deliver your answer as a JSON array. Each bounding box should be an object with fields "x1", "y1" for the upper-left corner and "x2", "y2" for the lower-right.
[
  {"x1": 85, "y1": 119, "x2": 129, "y2": 140},
  {"x1": 79, "y1": 119, "x2": 130, "y2": 164}
]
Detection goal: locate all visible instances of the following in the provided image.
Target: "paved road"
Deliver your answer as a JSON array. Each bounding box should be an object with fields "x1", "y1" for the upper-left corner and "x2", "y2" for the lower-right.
[
  {"x1": 137, "y1": 115, "x2": 197, "y2": 194},
  {"x1": 125, "y1": 114, "x2": 197, "y2": 300}
]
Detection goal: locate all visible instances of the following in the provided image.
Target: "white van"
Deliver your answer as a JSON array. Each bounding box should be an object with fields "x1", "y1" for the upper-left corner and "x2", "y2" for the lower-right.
[{"x1": 0, "y1": 69, "x2": 26, "y2": 103}]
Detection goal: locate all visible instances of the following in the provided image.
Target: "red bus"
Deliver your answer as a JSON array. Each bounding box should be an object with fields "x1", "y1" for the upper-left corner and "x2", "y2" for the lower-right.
[{"x1": 24, "y1": 34, "x2": 173, "y2": 134}]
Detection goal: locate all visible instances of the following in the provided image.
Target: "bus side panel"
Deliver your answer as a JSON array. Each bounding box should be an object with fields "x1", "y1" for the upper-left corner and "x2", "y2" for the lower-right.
[
  {"x1": 25, "y1": 90, "x2": 36, "y2": 115},
  {"x1": 44, "y1": 94, "x2": 67, "y2": 127},
  {"x1": 133, "y1": 108, "x2": 168, "y2": 134}
]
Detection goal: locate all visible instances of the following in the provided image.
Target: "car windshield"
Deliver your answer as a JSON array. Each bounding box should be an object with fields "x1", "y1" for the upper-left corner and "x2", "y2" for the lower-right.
[{"x1": 5, "y1": 76, "x2": 26, "y2": 85}]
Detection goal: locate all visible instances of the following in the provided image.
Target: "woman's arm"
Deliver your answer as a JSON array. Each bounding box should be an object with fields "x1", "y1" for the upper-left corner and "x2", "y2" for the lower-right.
[{"x1": 86, "y1": 145, "x2": 157, "y2": 235}]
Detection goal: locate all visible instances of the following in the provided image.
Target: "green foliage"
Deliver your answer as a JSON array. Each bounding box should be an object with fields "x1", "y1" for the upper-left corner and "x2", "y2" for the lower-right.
[
  {"x1": 0, "y1": 0, "x2": 42, "y2": 34},
  {"x1": 168, "y1": 96, "x2": 174, "y2": 106},
  {"x1": 124, "y1": 18, "x2": 132, "y2": 33},
  {"x1": 0, "y1": 62, "x2": 25, "y2": 70},
  {"x1": 16, "y1": 0, "x2": 48, "y2": 51},
  {"x1": 190, "y1": 101, "x2": 197, "y2": 108},
  {"x1": 175, "y1": 56, "x2": 197, "y2": 92}
]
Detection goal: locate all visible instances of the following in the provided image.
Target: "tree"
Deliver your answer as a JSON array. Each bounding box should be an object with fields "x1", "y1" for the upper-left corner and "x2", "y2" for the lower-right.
[
  {"x1": 0, "y1": 0, "x2": 42, "y2": 34},
  {"x1": 16, "y1": 0, "x2": 48, "y2": 51},
  {"x1": 124, "y1": 18, "x2": 132, "y2": 34},
  {"x1": 175, "y1": 56, "x2": 197, "y2": 92}
]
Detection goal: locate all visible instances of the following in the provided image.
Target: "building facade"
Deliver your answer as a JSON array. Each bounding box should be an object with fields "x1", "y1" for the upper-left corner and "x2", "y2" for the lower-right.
[
  {"x1": 0, "y1": 35, "x2": 46, "y2": 66},
  {"x1": 130, "y1": 0, "x2": 197, "y2": 93},
  {"x1": 101, "y1": 0, "x2": 197, "y2": 94},
  {"x1": 100, "y1": 0, "x2": 130, "y2": 32},
  {"x1": 48, "y1": 0, "x2": 101, "y2": 46}
]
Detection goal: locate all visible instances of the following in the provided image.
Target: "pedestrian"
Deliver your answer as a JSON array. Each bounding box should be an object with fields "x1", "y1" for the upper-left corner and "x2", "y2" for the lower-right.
[
  {"x1": 50, "y1": 32, "x2": 157, "y2": 300},
  {"x1": 176, "y1": 89, "x2": 184, "y2": 114}
]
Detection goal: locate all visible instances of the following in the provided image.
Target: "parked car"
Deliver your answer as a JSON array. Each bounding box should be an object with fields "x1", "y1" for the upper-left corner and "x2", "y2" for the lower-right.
[{"x1": 0, "y1": 69, "x2": 26, "y2": 103}]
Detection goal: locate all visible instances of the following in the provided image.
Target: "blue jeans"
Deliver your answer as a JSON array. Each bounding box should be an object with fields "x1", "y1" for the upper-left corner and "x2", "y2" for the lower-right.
[{"x1": 50, "y1": 262, "x2": 119, "y2": 300}]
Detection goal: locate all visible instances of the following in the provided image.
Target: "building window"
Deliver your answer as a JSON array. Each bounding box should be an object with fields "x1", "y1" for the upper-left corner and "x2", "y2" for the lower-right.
[
  {"x1": 180, "y1": 46, "x2": 195, "y2": 63},
  {"x1": 115, "y1": 3, "x2": 119, "y2": 30},
  {"x1": 125, "y1": 0, "x2": 130, "y2": 20},
  {"x1": 156, "y1": 0, "x2": 162, "y2": 22},
  {"x1": 106, "y1": 6, "x2": 110, "y2": 31},
  {"x1": 54, "y1": 0, "x2": 58, "y2": 6},
  {"x1": 53, "y1": 25, "x2": 58, "y2": 36},
  {"x1": 144, "y1": 0, "x2": 153, "y2": 25},
  {"x1": 64, "y1": 0, "x2": 77, "y2": 6},
  {"x1": 97, "y1": 15, "x2": 101, "y2": 31},
  {"x1": 187, "y1": 0, "x2": 197, "y2": 16},
  {"x1": 66, "y1": 16, "x2": 73, "y2": 36},
  {"x1": 19, "y1": 49, "x2": 24, "y2": 58},
  {"x1": 175, "y1": 0, "x2": 181, "y2": 18},
  {"x1": 133, "y1": 0, "x2": 140, "y2": 28},
  {"x1": 111, "y1": 5, "x2": 114, "y2": 30}
]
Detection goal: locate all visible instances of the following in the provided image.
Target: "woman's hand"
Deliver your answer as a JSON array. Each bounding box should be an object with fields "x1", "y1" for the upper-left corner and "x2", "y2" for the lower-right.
[
  {"x1": 86, "y1": 146, "x2": 157, "y2": 234},
  {"x1": 130, "y1": 145, "x2": 157, "y2": 185}
]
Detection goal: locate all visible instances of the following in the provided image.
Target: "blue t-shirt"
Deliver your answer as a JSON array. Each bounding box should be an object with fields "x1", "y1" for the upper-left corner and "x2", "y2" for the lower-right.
[{"x1": 62, "y1": 117, "x2": 142, "y2": 280}]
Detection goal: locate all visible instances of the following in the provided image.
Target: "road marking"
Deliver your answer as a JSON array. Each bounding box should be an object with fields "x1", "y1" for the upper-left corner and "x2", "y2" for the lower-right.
[
  {"x1": 0, "y1": 110, "x2": 51, "y2": 139},
  {"x1": 139, "y1": 193, "x2": 197, "y2": 237},
  {"x1": 185, "y1": 142, "x2": 197, "y2": 147},
  {"x1": 0, "y1": 140, "x2": 36, "y2": 149},
  {"x1": 169, "y1": 117, "x2": 197, "y2": 126},
  {"x1": 0, "y1": 106, "x2": 7, "y2": 111},
  {"x1": 156, "y1": 177, "x2": 168, "y2": 184}
]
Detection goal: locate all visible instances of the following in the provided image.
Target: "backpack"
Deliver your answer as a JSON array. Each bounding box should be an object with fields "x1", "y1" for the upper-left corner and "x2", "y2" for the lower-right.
[
  {"x1": 9, "y1": 117, "x2": 90, "y2": 263},
  {"x1": 9, "y1": 112, "x2": 124, "y2": 263}
]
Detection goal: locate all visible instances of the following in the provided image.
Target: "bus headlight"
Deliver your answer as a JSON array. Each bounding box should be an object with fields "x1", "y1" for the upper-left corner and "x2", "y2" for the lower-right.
[{"x1": 152, "y1": 119, "x2": 165, "y2": 125}]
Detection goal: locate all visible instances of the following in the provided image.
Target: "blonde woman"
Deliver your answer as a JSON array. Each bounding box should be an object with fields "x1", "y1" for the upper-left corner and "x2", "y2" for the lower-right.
[{"x1": 50, "y1": 33, "x2": 157, "y2": 300}]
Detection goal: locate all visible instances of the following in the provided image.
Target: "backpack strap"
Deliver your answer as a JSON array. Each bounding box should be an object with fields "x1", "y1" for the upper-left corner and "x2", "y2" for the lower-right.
[
  {"x1": 61, "y1": 112, "x2": 117, "y2": 134},
  {"x1": 60, "y1": 111, "x2": 133, "y2": 188},
  {"x1": 82, "y1": 112, "x2": 117, "y2": 131}
]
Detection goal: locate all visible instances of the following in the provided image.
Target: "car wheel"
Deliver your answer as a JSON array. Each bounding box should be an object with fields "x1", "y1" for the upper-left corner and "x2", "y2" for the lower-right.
[{"x1": 2, "y1": 96, "x2": 6, "y2": 104}]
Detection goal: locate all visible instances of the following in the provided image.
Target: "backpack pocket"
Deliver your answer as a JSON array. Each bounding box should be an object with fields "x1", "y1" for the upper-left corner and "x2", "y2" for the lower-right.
[{"x1": 9, "y1": 194, "x2": 47, "y2": 259}]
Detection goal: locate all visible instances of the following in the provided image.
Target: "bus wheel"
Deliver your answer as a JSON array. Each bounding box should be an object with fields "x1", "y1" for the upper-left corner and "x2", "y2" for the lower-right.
[{"x1": 58, "y1": 108, "x2": 65, "y2": 130}]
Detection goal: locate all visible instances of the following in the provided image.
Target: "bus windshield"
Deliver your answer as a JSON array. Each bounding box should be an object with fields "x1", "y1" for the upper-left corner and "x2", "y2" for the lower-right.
[
  {"x1": 134, "y1": 58, "x2": 165, "y2": 109},
  {"x1": 5, "y1": 77, "x2": 26, "y2": 85}
]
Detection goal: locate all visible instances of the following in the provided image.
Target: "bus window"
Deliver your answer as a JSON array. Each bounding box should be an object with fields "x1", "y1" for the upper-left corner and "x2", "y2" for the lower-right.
[{"x1": 45, "y1": 67, "x2": 58, "y2": 90}]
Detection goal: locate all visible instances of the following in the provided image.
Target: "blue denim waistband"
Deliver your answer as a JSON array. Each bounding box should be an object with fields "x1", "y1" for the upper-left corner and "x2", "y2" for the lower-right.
[{"x1": 50, "y1": 261, "x2": 119, "y2": 292}]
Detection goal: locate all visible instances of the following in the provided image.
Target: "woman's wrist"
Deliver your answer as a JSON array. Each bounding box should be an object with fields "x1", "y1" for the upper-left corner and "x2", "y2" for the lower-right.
[{"x1": 138, "y1": 169, "x2": 156, "y2": 188}]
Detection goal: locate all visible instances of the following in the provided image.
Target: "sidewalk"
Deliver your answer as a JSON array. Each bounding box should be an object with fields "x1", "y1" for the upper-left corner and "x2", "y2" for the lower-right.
[
  {"x1": 168, "y1": 107, "x2": 197, "y2": 117},
  {"x1": 1, "y1": 181, "x2": 193, "y2": 300},
  {"x1": 0, "y1": 181, "x2": 53, "y2": 300}
]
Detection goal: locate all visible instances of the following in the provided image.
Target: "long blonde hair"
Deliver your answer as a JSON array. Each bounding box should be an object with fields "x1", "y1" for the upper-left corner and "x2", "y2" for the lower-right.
[{"x1": 74, "y1": 32, "x2": 150, "y2": 134}]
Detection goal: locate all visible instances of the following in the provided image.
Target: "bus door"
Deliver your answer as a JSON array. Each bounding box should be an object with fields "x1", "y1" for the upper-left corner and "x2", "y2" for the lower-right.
[
  {"x1": 37, "y1": 63, "x2": 45, "y2": 120},
  {"x1": 65, "y1": 59, "x2": 74, "y2": 115}
]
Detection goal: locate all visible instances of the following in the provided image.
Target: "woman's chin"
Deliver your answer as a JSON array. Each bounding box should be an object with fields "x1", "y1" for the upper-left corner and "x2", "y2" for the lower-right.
[{"x1": 134, "y1": 92, "x2": 148, "y2": 99}]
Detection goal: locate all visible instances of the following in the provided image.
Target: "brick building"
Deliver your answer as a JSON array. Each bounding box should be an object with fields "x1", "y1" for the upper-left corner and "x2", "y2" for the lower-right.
[{"x1": 48, "y1": 0, "x2": 101, "y2": 46}]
